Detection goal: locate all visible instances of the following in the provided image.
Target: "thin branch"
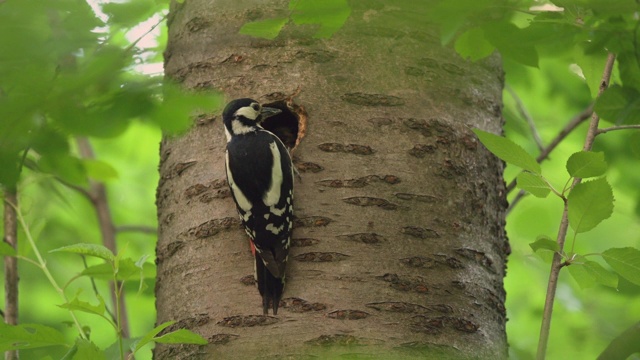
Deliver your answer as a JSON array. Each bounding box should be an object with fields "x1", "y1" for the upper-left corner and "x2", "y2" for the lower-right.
[
  {"x1": 506, "y1": 84, "x2": 545, "y2": 152},
  {"x1": 9, "y1": 199, "x2": 87, "y2": 339},
  {"x1": 76, "y1": 137, "x2": 130, "y2": 339},
  {"x1": 597, "y1": 124, "x2": 640, "y2": 135},
  {"x1": 536, "y1": 52, "x2": 616, "y2": 360},
  {"x1": 115, "y1": 225, "x2": 157, "y2": 235},
  {"x1": 583, "y1": 54, "x2": 616, "y2": 151},
  {"x1": 82, "y1": 256, "x2": 117, "y2": 323},
  {"x1": 506, "y1": 105, "x2": 593, "y2": 195},
  {"x1": 505, "y1": 190, "x2": 526, "y2": 215},
  {"x1": 3, "y1": 189, "x2": 19, "y2": 360},
  {"x1": 125, "y1": 13, "x2": 168, "y2": 52}
]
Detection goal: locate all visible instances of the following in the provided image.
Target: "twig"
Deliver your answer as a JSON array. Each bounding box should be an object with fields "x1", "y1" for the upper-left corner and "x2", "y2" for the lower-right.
[
  {"x1": 506, "y1": 190, "x2": 526, "y2": 215},
  {"x1": 536, "y1": 52, "x2": 616, "y2": 360},
  {"x1": 82, "y1": 256, "x2": 117, "y2": 323},
  {"x1": 76, "y1": 137, "x2": 130, "y2": 339},
  {"x1": 506, "y1": 105, "x2": 593, "y2": 195},
  {"x1": 597, "y1": 124, "x2": 640, "y2": 135},
  {"x1": 506, "y1": 84, "x2": 545, "y2": 152},
  {"x1": 3, "y1": 189, "x2": 19, "y2": 360},
  {"x1": 116, "y1": 225, "x2": 157, "y2": 235},
  {"x1": 125, "y1": 13, "x2": 168, "y2": 52},
  {"x1": 9, "y1": 199, "x2": 87, "y2": 339}
]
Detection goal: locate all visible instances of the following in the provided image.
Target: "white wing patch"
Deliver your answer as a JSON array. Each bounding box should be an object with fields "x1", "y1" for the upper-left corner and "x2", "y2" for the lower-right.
[
  {"x1": 269, "y1": 204, "x2": 286, "y2": 216},
  {"x1": 263, "y1": 141, "x2": 283, "y2": 206},
  {"x1": 266, "y1": 223, "x2": 284, "y2": 235},
  {"x1": 225, "y1": 151, "x2": 252, "y2": 212}
]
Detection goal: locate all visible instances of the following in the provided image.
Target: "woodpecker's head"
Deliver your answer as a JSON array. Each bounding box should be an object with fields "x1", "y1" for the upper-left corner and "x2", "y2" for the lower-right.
[{"x1": 223, "y1": 98, "x2": 281, "y2": 140}]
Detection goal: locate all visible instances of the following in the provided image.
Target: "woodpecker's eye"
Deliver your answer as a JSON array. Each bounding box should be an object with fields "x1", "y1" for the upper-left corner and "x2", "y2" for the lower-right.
[{"x1": 251, "y1": 103, "x2": 260, "y2": 111}]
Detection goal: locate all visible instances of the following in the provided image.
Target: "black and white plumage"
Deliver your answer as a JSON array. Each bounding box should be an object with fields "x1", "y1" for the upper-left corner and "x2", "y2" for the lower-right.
[{"x1": 222, "y1": 98, "x2": 294, "y2": 315}]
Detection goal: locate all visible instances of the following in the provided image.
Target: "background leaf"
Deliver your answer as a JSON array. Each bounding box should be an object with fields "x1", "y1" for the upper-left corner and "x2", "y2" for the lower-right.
[
  {"x1": 239, "y1": 18, "x2": 288, "y2": 40},
  {"x1": 131, "y1": 321, "x2": 175, "y2": 354},
  {"x1": 0, "y1": 242, "x2": 17, "y2": 256},
  {"x1": 583, "y1": 260, "x2": 618, "y2": 288},
  {"x1": 602, "y1": 247, "x2": 640, "y2": 286},
  {"x1": 595, "y1": 85, "x2": 640, "y2": 124},
  {"x1": 289, "y1": 0, "x2": 351, "y2": 38},
  {"x1": 70, "y1": 338, "x2": 106, "y2": 360},
  {"x1": 50, "y1": 243, "x2": 115, "y2": 262},
  {"x1": 154, "y1": 329, "x2": 208, "y2": 345},
  {"x1": 0, "y1": 323, "x2": 67, "y2": 351},
  {"x1": 517, "y1": 172, "x2": 551, "y2": 198},
  {"x1": 454, "y1": 27, "x2": 494, "y2": 61},
  {"x1": 473, "y1": 129, "x2": 541, "y2": 174},
  {"x1": 568, "y1": 261, "x2": 596, "y2": 289},
  {"x1": 58, "y1": 293, "x2": 107, "y2": 319},
  {"x1": 566, "y1": 151, "x2": 607, "y2": 178},
  {"x1": 529, "y1": 236, "x2": 559, "y2": 253}
]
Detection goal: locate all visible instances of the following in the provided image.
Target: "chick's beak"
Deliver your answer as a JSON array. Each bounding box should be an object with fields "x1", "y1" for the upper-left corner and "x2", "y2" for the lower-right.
[{"x1": 260, "y1": 107, "x2": 282, "y2": 120}]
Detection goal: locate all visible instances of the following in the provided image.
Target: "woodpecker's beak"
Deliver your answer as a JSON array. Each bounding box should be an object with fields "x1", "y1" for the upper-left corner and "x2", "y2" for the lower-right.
[{"x1": 260, "y1": 107, "x2": 282, "y2": 120}]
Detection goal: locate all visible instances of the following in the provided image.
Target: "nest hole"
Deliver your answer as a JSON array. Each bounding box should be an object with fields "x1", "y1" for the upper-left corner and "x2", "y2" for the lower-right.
[{"x1": 261, "y1": 100, "x2": 303, "y2": 151}]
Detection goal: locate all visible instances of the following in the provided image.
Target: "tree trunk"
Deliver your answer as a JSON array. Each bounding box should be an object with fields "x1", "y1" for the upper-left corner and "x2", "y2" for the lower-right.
[{"x1": 156, "y1": 1, "x2": 509, "y2": 359}]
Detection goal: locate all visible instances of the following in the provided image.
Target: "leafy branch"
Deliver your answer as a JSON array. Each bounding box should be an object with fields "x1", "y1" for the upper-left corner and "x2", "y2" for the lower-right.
[
  {"x1": 8, "y1": 200, "x2": 88, "y2": 340},
  {"x1": 476, "y1": 51, "x2": 640, "y2": 360}
]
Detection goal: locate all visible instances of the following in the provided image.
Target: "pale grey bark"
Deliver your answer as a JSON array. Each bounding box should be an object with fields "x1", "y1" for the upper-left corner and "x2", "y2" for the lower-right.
[{"x1": 156, "y1": 1, "x2": 508, "y2": 359}]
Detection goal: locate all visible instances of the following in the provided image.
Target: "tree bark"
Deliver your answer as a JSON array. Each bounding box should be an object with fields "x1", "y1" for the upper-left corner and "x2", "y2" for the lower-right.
[{"x1": 156, "y1": 1, "x2": 509, "y2": 359}]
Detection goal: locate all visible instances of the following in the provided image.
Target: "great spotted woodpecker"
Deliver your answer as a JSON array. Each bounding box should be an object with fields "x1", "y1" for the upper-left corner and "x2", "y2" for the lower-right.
[{"x1": 222, "y1": 98, "x2": 294, "y2": 315}]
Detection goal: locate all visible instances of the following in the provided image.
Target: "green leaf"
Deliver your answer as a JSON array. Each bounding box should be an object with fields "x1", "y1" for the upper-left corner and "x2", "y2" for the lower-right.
[
  {"x1": 38, "y1": 154, "x2": 88, "y2": 186},
  {"x1": 154, "y1": 329, "x2": 208, "y2": 345},
  {"x1": 473, "y1": 129, "x2": 541, "y2": 174},
  {"x1": 595, "y1": 85, "x2": 640, "y2": 125},
  {"x1": 30, "y1": 127, "x2": 70, "y2": 156},
  {"x1": 102, "y1": 0, "x2": 157, "y2": 28},
  {"x1": 583, "y1": 260, "x2": 618, "y2": 288},
  {"x1": 289, "y1": 0, "x2": 351, "y2": 38},
  {"x1": 568, "y1": 261, "x2": 596, "y2": 289},
  {"x1": 131, "y1": 321, "x2": 175, "y2": 354},
  {"x1": 454, "y1": 27, "x2": 494, "y2": 61},
  {"x1": 50, "y1": 243, "x2": 115, "y2": 262},
  {"x1": 83, "y1": 159, "x2": 119, "y2": 181},
  {"x1": 529, "y1": 236, "x2": 559, "y2": 253},
  {"x1": 135, "y1": 254, "x2": 151, "y2": 293},
  {"x1": 566, "y1": 151, "x2": 607, "y2": 178},
  {"x1": 150, "y1": 83, "x2": 221, "y2": 134},
  {"x1": 0, "y1": 322, "x2": 67, "y2": 351},
  {"x1": 602, "y1": 247, "x2": 640, "y2": 286},
  {"x1": 104, "y1": 338, "x2": 137, "y2": 360},
  {"x1": 239, "y1": 18, "x2": 288, "y2": 40},
  {"x1": 71, "y1": 338, "x2": 106, "y2": 360},
  {"x1": 0, "y1": 242, "x2": 17, "y2": 256},
  {"x1": 574, "y1": 44, "x2": 609, "y2": 98},
  {"x1": 567, "y1": 178, "x2": 614, "y2": 233},
  {"x1": 58, "y1": 293, "x2": 107, "y2": 319},
  {"x1": 483, "y1": 22, "x2": 539, "y2": 67},
  {"x1": 618, "y1": 51, "x2": 640, "y2": 92},
  {"x1": 81, "y1": 258, "x2": 156, "y2": 281},
  {"x1": 429, "y1": 0, "x2": 496, "y2": 45},
  {"x1": 517, "y1": 172, "x2": 551, "y2": 198}
]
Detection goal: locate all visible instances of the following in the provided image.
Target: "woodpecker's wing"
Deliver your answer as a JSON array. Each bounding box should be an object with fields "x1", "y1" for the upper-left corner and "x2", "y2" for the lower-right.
[{"x1": 225, "y1": 129, "x2": 293, "y2": 278}]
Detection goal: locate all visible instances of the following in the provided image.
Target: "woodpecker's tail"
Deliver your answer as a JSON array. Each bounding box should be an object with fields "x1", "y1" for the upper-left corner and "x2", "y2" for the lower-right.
[{"x1": 255, "y1": 255, "x2": 285, "y2": 315}]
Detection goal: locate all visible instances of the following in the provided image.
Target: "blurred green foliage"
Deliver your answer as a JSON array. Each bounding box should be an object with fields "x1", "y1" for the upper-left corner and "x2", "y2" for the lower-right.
[
  {"x1": 0, "y1": 0, "x2": 217, "y2": 358},
  {"x1": 1, "y1": 0, "x2": 640, "y2": 359}
]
